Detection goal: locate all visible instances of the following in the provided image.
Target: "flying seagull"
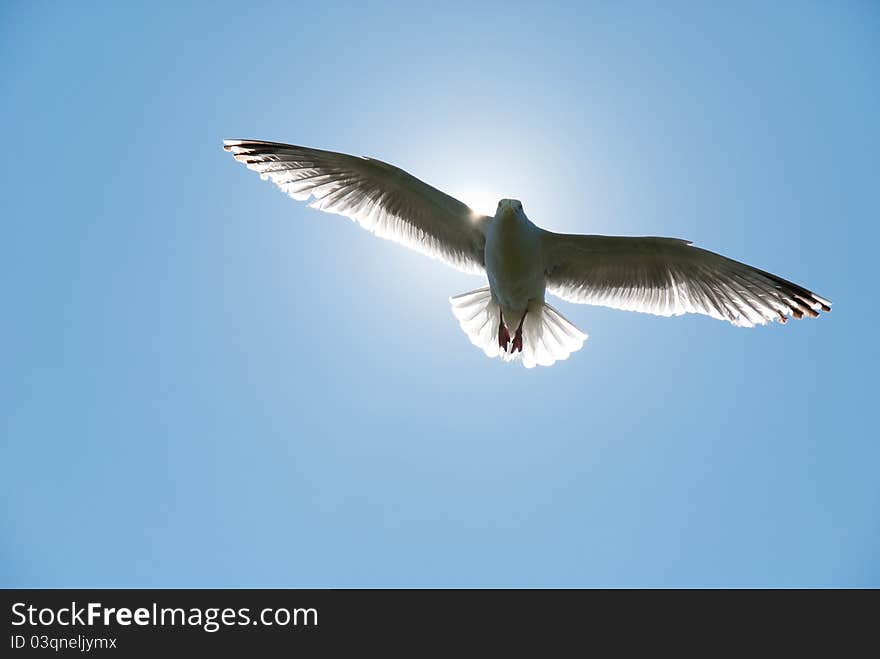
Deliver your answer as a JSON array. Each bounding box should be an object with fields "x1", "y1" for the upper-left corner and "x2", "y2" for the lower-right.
[{"x1": 223, "y1": 139, "x2": 831, "y2": 368}]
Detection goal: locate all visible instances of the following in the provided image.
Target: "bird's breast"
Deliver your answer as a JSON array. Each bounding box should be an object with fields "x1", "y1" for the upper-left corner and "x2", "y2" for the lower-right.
[{"x1": 484, "y1": 215, "x2": 545, "y2": 311}]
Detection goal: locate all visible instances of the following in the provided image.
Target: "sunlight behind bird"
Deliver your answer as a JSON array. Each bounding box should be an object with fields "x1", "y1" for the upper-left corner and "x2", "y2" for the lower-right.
[
  {"x1": 224, "y1": 139, "x2": 832, "y2": 369},
  {"x1": 453, "y1": 188, "x2": 501, "y2": 218}
]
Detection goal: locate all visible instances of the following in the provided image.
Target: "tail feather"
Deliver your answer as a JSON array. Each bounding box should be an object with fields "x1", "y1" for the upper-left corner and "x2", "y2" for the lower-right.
[
  {"x1": 450, "y1": 288, "x2": 587, "y2": 368},
  {"x1": 449, "y1": 287, "x2": 501, "y2": 359}
]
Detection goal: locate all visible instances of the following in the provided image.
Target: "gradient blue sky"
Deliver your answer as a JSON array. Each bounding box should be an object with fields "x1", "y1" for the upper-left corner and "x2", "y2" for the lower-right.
[{"x1": 2, "y1": 1, "x2": 877, "y2": 587}]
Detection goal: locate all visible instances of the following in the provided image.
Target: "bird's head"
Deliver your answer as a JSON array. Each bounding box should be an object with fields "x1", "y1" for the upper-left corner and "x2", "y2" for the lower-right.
[{"x1": 496, "y1": 198, "x2": 524, "y2": 219}]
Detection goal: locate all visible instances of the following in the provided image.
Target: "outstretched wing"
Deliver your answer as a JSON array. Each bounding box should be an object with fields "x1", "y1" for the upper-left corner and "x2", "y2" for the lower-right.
[
  {"x1": 223, "y1": 140, "x2": 490, "y2": 274},
  {"x1": 543, "y1": 233, "x2": 831, "y2": 327}
]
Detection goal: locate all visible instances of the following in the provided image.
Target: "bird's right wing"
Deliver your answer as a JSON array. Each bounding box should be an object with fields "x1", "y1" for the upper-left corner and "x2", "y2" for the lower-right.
[
  {"x1": 543, "y1": 233, "x2": 831, "y2": 327},
  {"x1": 224, "y1": 139, "x2": 489, "y2": 275}
]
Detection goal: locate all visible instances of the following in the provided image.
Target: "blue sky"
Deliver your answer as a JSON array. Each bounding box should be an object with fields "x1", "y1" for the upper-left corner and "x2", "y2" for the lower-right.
[{"x1": 2, "y1": 1, "x2": 877, "y2": 587}]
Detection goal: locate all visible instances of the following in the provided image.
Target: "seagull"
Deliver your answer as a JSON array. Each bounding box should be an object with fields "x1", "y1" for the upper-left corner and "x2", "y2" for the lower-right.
[{"x1": 223, "y1": 139, "x2": 831, "y2": 368}]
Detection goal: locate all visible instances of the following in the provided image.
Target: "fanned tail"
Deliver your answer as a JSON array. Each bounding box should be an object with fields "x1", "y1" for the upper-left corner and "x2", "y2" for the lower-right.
[
  {"x1": 520, "y1": 301, "x2": 588, "y2": 368},
  {"x1": 449, "y1": 287, "x2": 503, "y2": 359},
  {"x1": 450, "y1": 288, "x2": 588, "y2": 368}
]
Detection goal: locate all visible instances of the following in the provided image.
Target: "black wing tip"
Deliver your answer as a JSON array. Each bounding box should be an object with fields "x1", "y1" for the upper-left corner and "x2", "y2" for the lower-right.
[
  {"x1": 223, "y1": 138, "x2": 267, "y2": 152},
  {"x1": 779, "y1": 292, "x2": 832, "y2": 323},
  {"x1": 223, "y1": 138, "x2": 298, "y2": 152}
]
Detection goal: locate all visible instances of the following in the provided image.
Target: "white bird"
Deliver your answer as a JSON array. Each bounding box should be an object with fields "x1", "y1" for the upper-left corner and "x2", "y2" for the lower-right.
[{"x1": 223, "y1": 139, "x2": 832, "y2": 368}]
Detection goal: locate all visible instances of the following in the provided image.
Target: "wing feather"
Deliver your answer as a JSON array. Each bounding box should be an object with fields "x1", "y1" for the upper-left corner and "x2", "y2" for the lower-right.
[
  {"x1": 223, "y1": 139, "x2": 489, "y2": 274},
  {"x1": 543, "y1": 233, "x2": 831, "y2": 327}
]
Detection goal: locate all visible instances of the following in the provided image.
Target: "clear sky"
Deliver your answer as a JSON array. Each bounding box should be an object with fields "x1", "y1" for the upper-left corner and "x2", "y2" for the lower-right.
[{"x1": 2, "y1": 1, "x2": 877, "y2": 587}]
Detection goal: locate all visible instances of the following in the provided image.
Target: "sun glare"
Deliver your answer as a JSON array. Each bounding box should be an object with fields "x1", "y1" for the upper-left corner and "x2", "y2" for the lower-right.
[{"x1": 456, "y1": 188, "x2": 500, "y2": 218}]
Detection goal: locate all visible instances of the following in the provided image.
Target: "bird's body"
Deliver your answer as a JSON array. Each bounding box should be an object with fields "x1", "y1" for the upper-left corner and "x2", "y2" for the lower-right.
[
  {"x1": 484, "y1": 200, "x2": 546, "y2": 337},
  {"x1": 224, "y1": 139, "x2": 831, "y2": 368}
]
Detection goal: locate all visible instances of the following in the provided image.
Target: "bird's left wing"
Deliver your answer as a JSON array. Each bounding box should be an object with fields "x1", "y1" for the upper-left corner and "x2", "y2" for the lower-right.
[
  {"x1": 543, "y1": 233, "x2": 831, "y2": 327},
  {"x1": 223, "y1": 139, "x2": 489, "y2": 274}
]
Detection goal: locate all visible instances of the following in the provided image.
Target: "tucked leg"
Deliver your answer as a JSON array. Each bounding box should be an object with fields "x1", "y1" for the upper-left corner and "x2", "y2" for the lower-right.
[
  {"x1": 511, "y1": 310, "x2": 528, "y2": 353},
  {"x1": 498, "y1": 312, "x2": 511, "y2": 352}
]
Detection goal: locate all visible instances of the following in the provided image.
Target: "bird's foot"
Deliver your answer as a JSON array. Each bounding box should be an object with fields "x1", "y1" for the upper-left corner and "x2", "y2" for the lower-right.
[
  {"x1": 498, "y1": 322, "x2": 511, "y2": 352},
  {"x1": 511, "y1": 330, "x2": 523, "y2": 353},
  {"x1": 510, "y1": 309, "x2": 527, "y2": 353}
]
